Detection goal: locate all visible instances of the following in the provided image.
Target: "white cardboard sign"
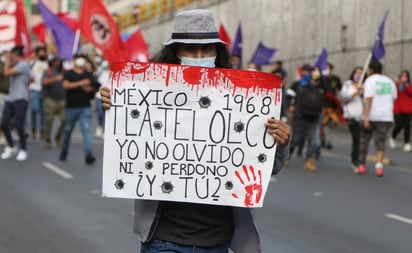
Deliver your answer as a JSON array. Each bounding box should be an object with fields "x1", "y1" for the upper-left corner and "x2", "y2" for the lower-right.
[{"x1": 102, "y1": 62, "x2": 282, "y2": 207}]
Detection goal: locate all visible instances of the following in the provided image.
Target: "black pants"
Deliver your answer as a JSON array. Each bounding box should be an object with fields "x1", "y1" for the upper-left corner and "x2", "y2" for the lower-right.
[
  {"x1": 347, "y1": 119, "x2": 361, "y2": 165},
  {"x1": 392, "y1": 113, "x2": 412, "y2": 143},
  {"x1": 1, "y1": 100, "x2": 28, "y2": 150}
]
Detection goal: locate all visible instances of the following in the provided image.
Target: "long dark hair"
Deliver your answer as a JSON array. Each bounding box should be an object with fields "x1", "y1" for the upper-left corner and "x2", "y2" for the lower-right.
[{"x1": 151, "y1": 43, "x2": 231, "y2": 68}]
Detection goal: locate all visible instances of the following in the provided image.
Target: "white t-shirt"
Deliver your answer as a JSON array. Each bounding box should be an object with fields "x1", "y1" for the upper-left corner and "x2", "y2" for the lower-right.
[
  {"x1": 29, "y1": 60, "x2": 49, "y2": 91},
  {"x1": 363, "y1": 74, "x2": 397, "y2": 122}
]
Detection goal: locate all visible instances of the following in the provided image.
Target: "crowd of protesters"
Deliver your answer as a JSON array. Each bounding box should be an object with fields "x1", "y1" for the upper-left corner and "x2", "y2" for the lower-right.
[
  {"x1": 244, "y1": 58, "x2": 410, "y2": 177},
  {"x1": 272, "y1": 58, "x2": 406, "y2": 177},
  {"x1": 0, "y1": 43, "x2": 411, "y2": 178},
  {"x1": 0, "y1": 45, "x2": 106, "y2": 164}
]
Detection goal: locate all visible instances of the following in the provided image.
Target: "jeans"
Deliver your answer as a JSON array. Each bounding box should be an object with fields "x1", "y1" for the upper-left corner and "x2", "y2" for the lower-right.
[
  {"x1": 30, "y1": 90, "x2": 45, "y2": 132},
  {"x1": 141, "y1": 240, "x2": 229, "y2": 253},
  {"x1": 61, "y1": 107, "x2": 93, "y2": 155},
  {"x1": 1, "y1": 100, "x2": 28, "y2": 150},
  {"x1": 95, "y1": 98, "x2": 105, "y2": 127}
]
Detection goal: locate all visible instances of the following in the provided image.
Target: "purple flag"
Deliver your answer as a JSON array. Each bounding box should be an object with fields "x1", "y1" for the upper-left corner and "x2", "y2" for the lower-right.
[
  {"x1": 38, "y1": 0, "x2": 78, "y2": 60},
  {"x1": 250, "y1": 42, "x2": 277, "y2": 66},
  {"x1": 314, "y1": 48, "x2": 328, "y2": 71},
  {"x1": 231, "y1": 22, "x2": 242, "y2": 57},
  {"x1": 371, "y1": 10, "x2": 389, "y2": 61}
]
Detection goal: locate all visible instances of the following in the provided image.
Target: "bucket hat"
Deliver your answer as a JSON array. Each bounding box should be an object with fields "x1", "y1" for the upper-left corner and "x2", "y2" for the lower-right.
[{"x1": 164, "y1": 9, "x2": 226, "y2": 45}]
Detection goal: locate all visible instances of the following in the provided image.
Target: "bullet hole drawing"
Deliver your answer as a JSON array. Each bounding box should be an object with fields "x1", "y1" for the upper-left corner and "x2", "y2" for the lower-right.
[
  {"x1": 225, "y1": 181, "x2": 233, "y2": 190},
  {"x1": 161, "y1": 181, "x2": 174, "y2": 193},
  {"x1": 258, "y1": 153, "x2": 267, "y2": 163},
  {"x1": 153, "y1": 121, "x2": 163, "y2": 130},
  {"x1": 114, "y1": 179, "x2": 125, "y2": 190},
  {"x1": 198, "y1": 96, "x2": 211, "y2": 108},
  {"x1": 145, "y1": 161, "x2": 153, "y2": 170},
  {"x1": 130, "y1": 109, "x2": 140, "y2": 118},
  {"x1": 234, "y1": 121, "x2": 244, "y2": 132}
]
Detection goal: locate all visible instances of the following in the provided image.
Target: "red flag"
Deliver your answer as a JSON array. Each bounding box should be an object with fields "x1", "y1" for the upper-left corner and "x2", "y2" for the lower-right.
[
  {"x1": 32, "y1": 23, "x2": 47, "y2": 44},
  {"x1": 219, "y1": 24, "x2": 232, "y2": 50},
  {"x1": 33, "y1": 12, "x2": 78, "y2": 43},
  {"x1": 124, "y1": 30, "x2": 149, "y2": 62},
  {"x1": 57, "y1": 12, "x2": 79, "y2": 31},
  {"x1": 15, "y1": 0, "x2": 32, "y2": 56},
  {"x1": 79, "y1": 0, "x2": 125, "y2": 64}
]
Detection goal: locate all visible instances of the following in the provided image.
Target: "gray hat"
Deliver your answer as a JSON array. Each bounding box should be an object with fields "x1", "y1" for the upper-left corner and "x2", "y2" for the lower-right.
[{"x1": 164, "y1": 9, "x2": 226, "y2": 45}]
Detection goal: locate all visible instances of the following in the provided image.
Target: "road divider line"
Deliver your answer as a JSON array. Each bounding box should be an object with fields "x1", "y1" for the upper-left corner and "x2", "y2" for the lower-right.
[
  {"x1": 385, "y1": 213, "x2": 412, "y2": 225},
  {"x1": 42, "y1": 162, "x2": 73, "y2": 179}
]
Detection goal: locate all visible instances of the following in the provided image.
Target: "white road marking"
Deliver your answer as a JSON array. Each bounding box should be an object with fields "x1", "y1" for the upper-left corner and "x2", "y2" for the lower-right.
[
  {"x1": 313, "y1": 192, "x2": 324, "y2": 197},
  {"x1": 385, "y1": 213, "x2": 412, "y2": 225},
  {"x1": 42, "y1": 162, "x2": 73, "y2": 179}
]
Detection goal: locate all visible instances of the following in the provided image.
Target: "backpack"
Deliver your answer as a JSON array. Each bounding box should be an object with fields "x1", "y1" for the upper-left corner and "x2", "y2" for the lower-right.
[{"x1": 298, "y1": 84, "x2": 323, "y2": 117}]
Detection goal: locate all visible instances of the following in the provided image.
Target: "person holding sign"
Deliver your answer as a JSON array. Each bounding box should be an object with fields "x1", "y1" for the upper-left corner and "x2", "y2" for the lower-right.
[{"x1": 101, "y1": 9, "x2": 291, "y2": 253}]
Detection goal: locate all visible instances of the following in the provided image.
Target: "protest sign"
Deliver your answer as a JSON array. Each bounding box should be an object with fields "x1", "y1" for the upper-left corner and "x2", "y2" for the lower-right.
[{"x1": 102, "y1": 62, "x2": 282, "y2": 207}]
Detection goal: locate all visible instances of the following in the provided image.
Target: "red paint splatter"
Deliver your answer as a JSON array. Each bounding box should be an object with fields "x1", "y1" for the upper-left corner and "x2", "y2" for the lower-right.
[
  {"x1": 233, "y1": 165, "x2": 263, "y2": 207},
  {"x1": 109, "y1": 62, "x2": 282, "y2": 99},
  {"x1": 182, "y1": 67, "x2": 202, "y2": 85}
]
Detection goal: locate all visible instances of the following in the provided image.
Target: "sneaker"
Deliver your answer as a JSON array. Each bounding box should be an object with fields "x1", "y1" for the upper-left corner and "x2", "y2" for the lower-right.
[
  {"x1": 85, "y1": 154, "x2": 96, "y2": 165},
  {"x1": 54, "y1": 136, "x2": 61, "y2": 147},
  {"x1": 1, "y1": 146, "x2": 17, "y2": 159},
  {"x1": 59, "y1": 150, "x2": 68, "y2": 161},
  {"x1": 95, "y1": 126, "x2": 103, "y2": 138},
  {"x1": 16, "y1": 150, "x2": 28, "y2": 161},
  {"x1": 376, "y1": 167, "x2": 384, "y2": 177},
  {"x1": 350, "y1": 163, "x2": 358, "y2": 172},
  {"x1": 356, "y1": 164, "x2": 366, "y2": 174},
  {"x1": 403, "y1": 143, "x2": 411, "y2": 152},
  {"x1": 389, "y1": 138, "x2": 396, "y2": 149},
  {"x1": 44, "y1": 141, "x2": 52, "y2": 149}
]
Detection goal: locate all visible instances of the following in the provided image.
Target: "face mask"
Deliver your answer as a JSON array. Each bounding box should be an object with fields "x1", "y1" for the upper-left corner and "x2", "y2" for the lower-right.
[
  {"x1": 180, "y1": 56, "x2": 216, "y2": 68},
  {"x1": 322, "y1": 69, "x2": 330, "y2": 76},
  {"x1": 401, "y1": 76, "x2": 408, "y2": 83},
  {"x1": 353, "y1": 73, "x2": 361, "y2": 83},
  {"x1": 39, "y1": 56, "x2": 48, "y2": 61},
  {"x1": 74, "y1": 57, "x2": 86, "y2": 68},
  {"x1": 101, "y1": 60, "x2": 109, "y2": 69}
]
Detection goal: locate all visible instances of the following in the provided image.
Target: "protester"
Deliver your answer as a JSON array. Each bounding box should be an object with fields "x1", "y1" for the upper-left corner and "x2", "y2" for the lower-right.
[
  {"x1": 229, "y1": 54, "x2": 241, "y2": 69},
  {"x1": 246, "y1": 62, "x2": 261, "y2": 71},
  {"x1": 389, "y1": 70, "x2": 412, "y2": 152},
  {"x1": 340, "y1": 66, "x2": 364, "y2": 170},
  {"x1": 41, "y1": 56, "x2": 65, "y2": 149},
  {"x1": 0, "y1": 52, "x2": 9, "y2": 145},
  {"x1": 29, "y1": 46, "x2": 49, "y2": 139},
  {"x1": 286, "y1": 64, "x2": 324, "y2": 171},
  {"x1": 271, "y1": 60, "x2": 289, "y2": 122},
  {"x1": 94, "y1": 60, "x2": 109, "y2": 138},
  {"x1": 322, "y1": 62, "x2": 342, "y2": 127},
  {"x1": 357, "y1": 61, "x2": 397, "y2": 177},
  {"x1": 100, "y1": 9, "x2": 291, "y2": 253},
  {"x1": 59, "y1": 54, "x2": 98, "y2": 165},
  {"x1": 0, "y1": 46, "x2": 31, "y2": 161}
]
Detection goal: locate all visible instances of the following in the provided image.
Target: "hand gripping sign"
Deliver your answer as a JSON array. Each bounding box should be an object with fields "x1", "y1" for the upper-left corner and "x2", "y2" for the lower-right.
[{"x1": 102, "y1": 62, "x2": 282, "y2": 208}]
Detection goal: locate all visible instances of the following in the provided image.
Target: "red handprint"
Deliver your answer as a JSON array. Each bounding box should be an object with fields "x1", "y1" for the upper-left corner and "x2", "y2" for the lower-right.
[{"x1": 232, "y1": 165, "x2": 263, "y2": 207}]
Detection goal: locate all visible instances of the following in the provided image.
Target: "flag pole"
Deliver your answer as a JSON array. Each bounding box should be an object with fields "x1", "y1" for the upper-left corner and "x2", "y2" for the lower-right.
[
  {"x1": 72, "y1": 29, "x2": 81, "y2": 56},
  {"x1": 357, "y1": 52, "x2": 372, "y2": 88}
]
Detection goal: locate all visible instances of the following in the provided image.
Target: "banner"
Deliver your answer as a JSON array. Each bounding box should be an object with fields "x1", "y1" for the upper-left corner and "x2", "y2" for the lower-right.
[
  {"x1": 38, "y1": 0, "x2": 78, "y2": 60},
  {"x1": 0, "y1": 0, "x2": 31, "y2": 55},
  {"x1": 102, "y1": 62, "x2": 283, "y2": 208},
  {"x1": 79, "y1": 0, "x2": 125, "y2": 64}
]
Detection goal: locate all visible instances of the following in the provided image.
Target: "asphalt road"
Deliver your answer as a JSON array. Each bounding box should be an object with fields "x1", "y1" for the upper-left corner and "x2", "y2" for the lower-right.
[{"x1": 1, "y1": 127, "x2": 411, "y2": 253}]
